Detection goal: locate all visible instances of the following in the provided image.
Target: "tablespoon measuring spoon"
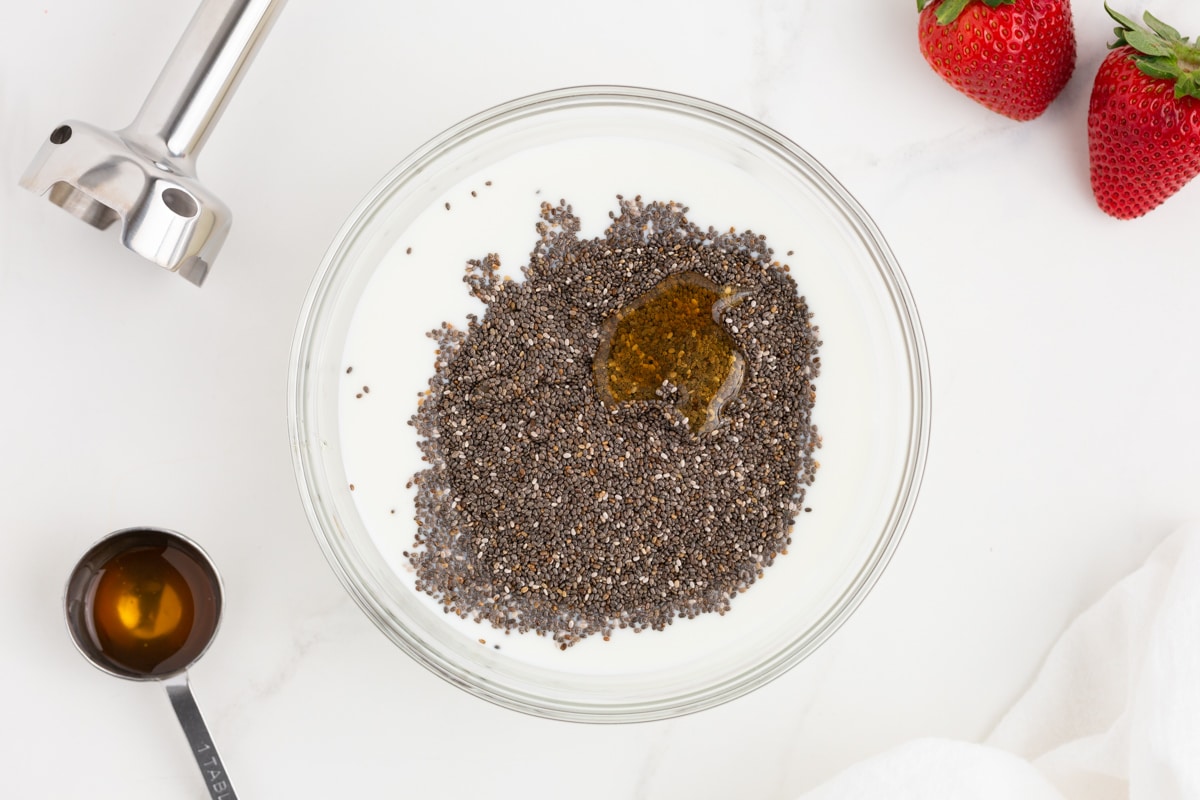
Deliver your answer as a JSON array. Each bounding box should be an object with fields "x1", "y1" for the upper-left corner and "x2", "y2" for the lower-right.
[{"x1": 65, "y1": 527, "x2": 237, "y2": 799}]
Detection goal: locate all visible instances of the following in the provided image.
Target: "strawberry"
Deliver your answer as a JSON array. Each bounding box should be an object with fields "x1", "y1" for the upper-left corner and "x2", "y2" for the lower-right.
[
  {"x1": 1088, "y1": 5, "x2": 1200, "y2": 219},
  {"x1": 917, "y1": 0, "x2": 1076, "y2": 121}
]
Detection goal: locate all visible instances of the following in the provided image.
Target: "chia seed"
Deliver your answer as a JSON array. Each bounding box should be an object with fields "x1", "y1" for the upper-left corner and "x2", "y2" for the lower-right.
[{"x1": 408, "y1": 196, "x2": 821, "y2": 648}]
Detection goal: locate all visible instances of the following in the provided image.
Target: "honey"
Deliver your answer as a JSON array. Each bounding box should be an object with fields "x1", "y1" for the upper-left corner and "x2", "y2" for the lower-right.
[
  {"x1": 87, "y1": 543, "x2": 218, "y2": 676},
  {"x1": 594, "y1": 271, "x2": 745, "y2": 433}
]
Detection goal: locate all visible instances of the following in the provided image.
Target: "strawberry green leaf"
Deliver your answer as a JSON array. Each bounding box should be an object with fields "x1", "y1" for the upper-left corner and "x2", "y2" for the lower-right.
[
  {"x1": 933, "y1": 0, "x2": 971, "y2": 24},
  {"x1": 1124, "y1": 28, "x2": 1174, "y2": 57},
  {"x1": 1135, "y1": 57, "x2": 1179, "y2": 81},
  {"x1": 1108, "y1": 4, "x2": 1200, "y2": 98},
  {"x1": 1175, "y1": 71, "x2": 1200, "y2": 101},
  {"x1": 1105, "y1": 3, "x2": 1142, "y2": 35},
  {"x1": 1143, "y1": 11, "x2": 1184, "y2": 44},
  {"x1": 922, "y1": 0, "x2": 1014, "y2": 25}
]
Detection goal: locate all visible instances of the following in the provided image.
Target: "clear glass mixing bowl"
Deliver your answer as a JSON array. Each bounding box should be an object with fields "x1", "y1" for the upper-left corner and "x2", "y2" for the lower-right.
[{"x1": 289, "y1": 86, "x2": 930, "y2": 722}]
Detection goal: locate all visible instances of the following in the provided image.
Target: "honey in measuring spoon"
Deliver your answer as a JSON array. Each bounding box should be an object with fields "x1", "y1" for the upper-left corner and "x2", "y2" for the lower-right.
[
  {"x1": 67, "y1": 530, "x2": 237, "y2": 798},
  {"x1": 88, "y1": 544, "x2": 217, "y2": 677}
]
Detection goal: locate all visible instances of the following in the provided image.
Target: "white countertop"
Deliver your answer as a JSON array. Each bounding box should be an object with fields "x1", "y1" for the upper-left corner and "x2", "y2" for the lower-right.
[{"x1": 4, "y1": 1, "x2": 1199, "y2": 797}]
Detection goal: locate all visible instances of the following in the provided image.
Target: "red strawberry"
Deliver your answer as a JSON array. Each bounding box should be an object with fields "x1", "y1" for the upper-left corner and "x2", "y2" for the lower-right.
[
  {"x1": 1088, "y1": 5, "x2": 1200, "y2": 219},
  {"x1": 917, "y1": 0, "x2": 1077, "y2": 121}
]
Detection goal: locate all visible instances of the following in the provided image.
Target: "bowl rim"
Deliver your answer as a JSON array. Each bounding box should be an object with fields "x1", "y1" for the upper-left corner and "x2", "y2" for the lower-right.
[{"x1": 288, "y1": 84, "x2": 932, "y2": 723}]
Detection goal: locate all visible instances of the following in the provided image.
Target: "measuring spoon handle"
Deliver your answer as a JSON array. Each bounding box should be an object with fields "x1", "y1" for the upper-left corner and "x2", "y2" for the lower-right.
[{"x1": 164, "y1": 673, "x2": 239, "y2": 800}]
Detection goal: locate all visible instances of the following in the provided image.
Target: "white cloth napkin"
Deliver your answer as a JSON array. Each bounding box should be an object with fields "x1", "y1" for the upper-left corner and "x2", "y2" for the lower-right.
[{"x1": 798, "y1": 525, "x2": 1200, "y2": 800}]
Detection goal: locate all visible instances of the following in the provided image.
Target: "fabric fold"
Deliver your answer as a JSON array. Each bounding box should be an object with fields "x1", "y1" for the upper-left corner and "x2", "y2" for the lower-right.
[{"x1": 796, "y1": 525, "x2": 1200, "y2": 800}]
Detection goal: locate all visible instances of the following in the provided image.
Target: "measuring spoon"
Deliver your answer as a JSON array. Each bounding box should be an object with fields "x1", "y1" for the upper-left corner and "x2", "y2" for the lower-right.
[{"x1": 65, "y1": 527, "x2": 237, "y2": 800}]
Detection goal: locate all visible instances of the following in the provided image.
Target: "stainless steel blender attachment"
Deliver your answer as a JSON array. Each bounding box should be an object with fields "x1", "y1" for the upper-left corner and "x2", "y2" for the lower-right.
[{"x1": 20, "y1": 0, "x2": 285, "y2": 286}]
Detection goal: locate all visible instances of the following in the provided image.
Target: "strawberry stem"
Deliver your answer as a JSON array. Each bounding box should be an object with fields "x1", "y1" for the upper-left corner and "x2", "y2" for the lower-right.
[
  {"x1": 918, "y1": 0, "x2": 1015, "y2": 26},
  {"x1": 1106, "y1": 3, "x2": 1200, "y2": 100}
]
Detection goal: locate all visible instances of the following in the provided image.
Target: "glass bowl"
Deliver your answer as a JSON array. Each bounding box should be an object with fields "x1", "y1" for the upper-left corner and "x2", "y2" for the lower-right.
[{"x1": 289, "y1": 86, "x2": 930, "y2": 722}]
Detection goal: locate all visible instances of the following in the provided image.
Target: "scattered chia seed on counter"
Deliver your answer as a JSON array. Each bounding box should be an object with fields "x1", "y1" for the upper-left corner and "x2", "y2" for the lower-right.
[{"x1": 407, "y1": 196, "x2": 821, "y2": 648}]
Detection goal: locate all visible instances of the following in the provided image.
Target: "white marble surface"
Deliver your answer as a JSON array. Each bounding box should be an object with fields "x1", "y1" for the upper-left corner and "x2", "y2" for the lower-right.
[{"x1": 3, "y1": 1, "x2": 1199, "y2": 797}]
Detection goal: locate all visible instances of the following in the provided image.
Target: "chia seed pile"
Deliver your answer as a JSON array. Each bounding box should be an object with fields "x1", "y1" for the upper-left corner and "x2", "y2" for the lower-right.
[{"x1": 407, "y1": 196, "x2": 821, "y2": 648}]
